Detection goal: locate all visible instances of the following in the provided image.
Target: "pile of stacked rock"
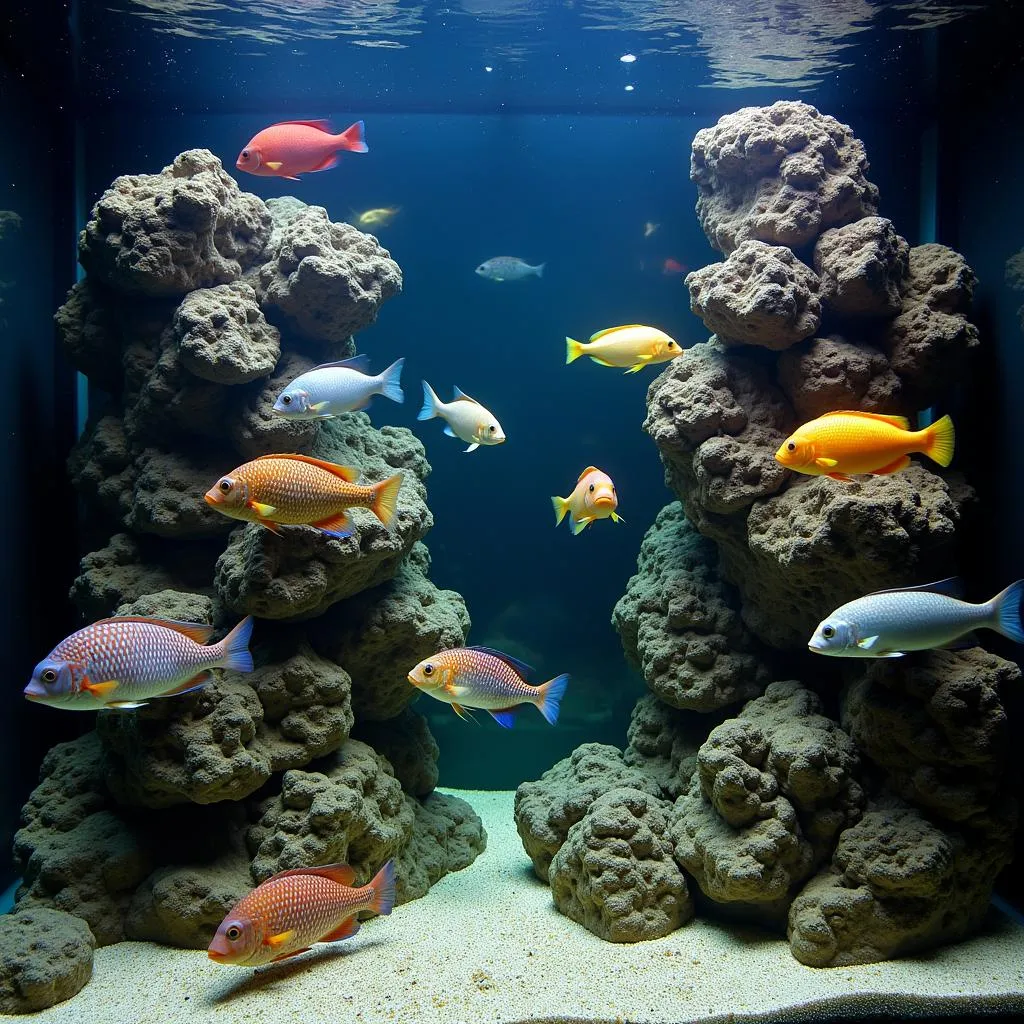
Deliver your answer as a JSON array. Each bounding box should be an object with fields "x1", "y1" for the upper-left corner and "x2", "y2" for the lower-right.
[{"x1": 515, "y1": 101, "x2": 1016, "y2": 967}]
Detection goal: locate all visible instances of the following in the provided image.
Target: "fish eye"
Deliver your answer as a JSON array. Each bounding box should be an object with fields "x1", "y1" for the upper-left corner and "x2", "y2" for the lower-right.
[
  {"x1": 41, "y1": 669, "x2": 57, "y2": 683},
  {"x1": 822, "y1": 625, "x2": 836, "y2": 639},
  {"x1": 218, "y1": 479, "x2": 232, "y2": 493},
  {"x1": 423, "y1": 663, "x2": 433, "y2": 676},
  {"x1": 226, "y1": 925, "x2": 242, "y2": 941},
  {"x1": 241, "y1": 150, "x2": 249, "y2": 160},
  {"x1": 786, "y1": 442, "x2": 796, "y2": 452},
  {"x1": 281, "y1": 394, "x2": 292, "y2": 405},
  {"x1": 668, "y1": 341, "x2": 678, "y2": 349},
  {"x1": 488, "y1": 425, "x2": 496, "y2": 433},
  {"x1": 588, "y1": 483, "x2": 595, "y2": 492}
]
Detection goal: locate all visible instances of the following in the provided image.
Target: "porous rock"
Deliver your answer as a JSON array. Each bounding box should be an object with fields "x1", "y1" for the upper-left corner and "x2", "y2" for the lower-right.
[
  {"x1": 68, "y1": 415, "x2": 136, "y2": 525},
  {"x1": 54, "y1": 279, "x2": 121, "y2": 392},
  {"x1": 0, "y1": 908, "x2": 95, "y2": 1014},
  {"x1": 78, "y1": 149, "x2": 270, "y2": 297},
  {"x1": 313, "y1": 542, "x2": 470, "y2": 721},
  {"x1": 685, "y1": 240, "x2": 821, "y2": 349},
  {"x1": 550, "y1": 788, "x2": 692, "y2": 942},
  {"x1": 612, "y1": 502, "x2": 770, "y2": 712},
  {"x1": 514, "y1": 743, "x2": 663, "y2": 882},
  {"x1": 623, "y1": 694, "x2": 709, "y2": 802},
  {"x1": 214, "y1": 417, "x2": 432, "y2": 620},
  {"x1": 353, "y1": 707, "x2": 440, "y2": 797},
  {"x1": 257, "y1": 201, "x2": 402, "y2": 346},
  {"x1": 691, "y1": 100, "x2": 879, "y2": 254},
  {"x1": 812, "y1": 216, "x2": 909, "y2": 317},
  {"x1": 174, "y1": 280, "x2": 280, "y2": 384}
]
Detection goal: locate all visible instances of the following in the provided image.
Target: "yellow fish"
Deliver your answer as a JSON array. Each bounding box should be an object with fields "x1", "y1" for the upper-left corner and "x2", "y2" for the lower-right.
[
  {"x1": 551, "y1": 467, "x2": 623, "y2": 535},
  {"x1": 565, "y1": 325, "x2": 682, "y2": 374},
  {"x1": 353, "y1": 206, "x2": 400, "y2": 228}
]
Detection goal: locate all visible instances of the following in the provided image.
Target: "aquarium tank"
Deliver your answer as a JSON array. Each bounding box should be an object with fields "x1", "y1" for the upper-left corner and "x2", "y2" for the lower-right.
[{"x1": 2, "y1": 0, "x2": 1024, "y2": 1019}]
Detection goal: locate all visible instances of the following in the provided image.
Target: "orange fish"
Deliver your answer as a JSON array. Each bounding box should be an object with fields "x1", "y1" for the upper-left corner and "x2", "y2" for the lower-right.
[
  {"x1": 775, "y1": 411, "x2": 955, "y2": 482},
  {"x1": 551, "y1": 466, "x2": 623, "y2": 535},
  {"x1": 204, "y1": 453, "x2": 402, "y2": 538},
  {"x1": 235, "y1": 119, "x2": 368, "y2": 180},
  {"x1": 208, "y1": 860, "x2": 395, "y2": 966},
  {"x1": 662, "y1": 258, "x2": 687, "y2": 275},
  {"x1": 408, "y1": 646, "x2": 569, "y2": 728}
]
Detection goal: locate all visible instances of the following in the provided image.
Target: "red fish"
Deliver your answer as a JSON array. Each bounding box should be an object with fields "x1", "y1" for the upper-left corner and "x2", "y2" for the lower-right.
[
  {"x1": 662, "y1": 258, "x2": 688, "y2": 275},
  {"x1": 208, "y1": 860, "x2": 396, "y2": 967},
  {"x1": 236, "y1": 120, "x2": 368, "y2": 181}
]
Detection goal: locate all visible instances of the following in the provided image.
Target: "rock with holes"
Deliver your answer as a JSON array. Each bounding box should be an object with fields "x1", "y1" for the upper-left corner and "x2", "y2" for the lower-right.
[{"x1": 623, "y1": 694, "x2": 708, "y2": 802}]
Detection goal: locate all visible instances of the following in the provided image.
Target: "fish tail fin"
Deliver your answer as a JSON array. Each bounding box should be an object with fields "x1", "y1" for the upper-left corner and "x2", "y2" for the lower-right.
[
  {"x1": 337, "y1": 119, "x2": 368, "y2": 154},
  {"x1": 921, "y1": 414, "x2": 955, "y2": 468},
  {"x1": 216, "y1": 616, "x2": 254, "y2": 673},
  {"x1": 370, "y1": 473, "x2": 403, "y2": 528},
  {"x1": 417, "y1": 380, "x2": 441, "y2": 420},
  {"x1": 551, "y1": 495, "x2": 569, "y2": 526},
  {"x1": 535, "y1": 673, "x2": 570, "y2": 725},
  {"x1": 368, "y1": 859, "x2": 396, "y2": 916},
  {"x1": 377, "y1": 357, "x2": 405, "y2": 404},
  {"x1": 565, "y1": 337, "x2": 584, "y2": 364},
  {"x1": 533, "y1": 262, "x2": 546, "y2": 278},
  {"x1": 991, "y1": 580, "x2": 1024, "y2": 644}
]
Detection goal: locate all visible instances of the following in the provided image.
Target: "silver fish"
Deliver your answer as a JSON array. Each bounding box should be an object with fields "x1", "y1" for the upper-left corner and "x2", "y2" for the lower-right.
[
  {"x1": 272, "y1": 355, "x2": 404, "y2": 419},
  {"x1": 808, "y1": 578, "x2": 1024, "y2": 658},
  {"x1": 474, "y1": 256, "x2": 545, "y2": 282}
]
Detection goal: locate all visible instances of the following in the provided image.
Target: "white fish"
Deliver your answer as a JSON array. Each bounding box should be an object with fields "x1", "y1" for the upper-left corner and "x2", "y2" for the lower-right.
[
  {"x1": 417, "y1": 381, "x2": 505, "y2": 453},
  {"x1": 808, "y1": 578, "x2": 1024, "y2": 658},
  {"x1": 475, "y1": 257, "x2": 545, "y2": 282},
  {"x1": 272, "y1": 355, "x2": 404, "y2": 419}
]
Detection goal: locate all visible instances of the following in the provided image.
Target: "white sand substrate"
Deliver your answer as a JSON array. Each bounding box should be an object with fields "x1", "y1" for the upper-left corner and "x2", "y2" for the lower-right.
[{"x1": 20, "y1": 789, "x2": 1024, "y2": 1023}]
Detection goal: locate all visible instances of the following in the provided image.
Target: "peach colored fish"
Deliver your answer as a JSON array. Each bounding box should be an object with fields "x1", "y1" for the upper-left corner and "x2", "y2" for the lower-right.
[
  {"x1": 204, "y1": 453, "x2": 402, "y2": 539},
  {"x1": 236, "y1": 119, "x2": 368, "y2": 180},
  {"x1": 552, "y1": 466, "x2": 623, "y2": 535},
  {"x1": 209, "y1": 860, "x2": 395, "y2": 966}
]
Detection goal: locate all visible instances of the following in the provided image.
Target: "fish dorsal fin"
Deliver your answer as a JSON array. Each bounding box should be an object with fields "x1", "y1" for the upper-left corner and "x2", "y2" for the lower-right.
[
  {"x1": 309, "y1": 354, "x2": 372, "y2": 375},
  {"x1": 253, "y1": 453, "x2": 360, "y2": 483},
  {"x1": 817, "y1": 410, "x2": 911, "y2": 430},
  {"x1": 576, "y1": 466, "x2": 600, "y2": 483},
  {"x1": 272, "y1": 119, "x2": 333, "y2": 131},
  {"x1": 269, "y1": 862, "x2": 356, "y2": 886},
  {"x1": 866, "y1": 577, "x2": 965, "y2": 599},
  {"x1": 590, "y1": 325, "x2": 647, "y2": 341},
  {"x1": 93, "y1": 617, "x2": 215, "y2": 643},
  {"x1": 465, "y1": 645, "x2": 534, "y2": 679},
  {"x1": 451, "y1": 386, "x2": 478, "y2": 404}
]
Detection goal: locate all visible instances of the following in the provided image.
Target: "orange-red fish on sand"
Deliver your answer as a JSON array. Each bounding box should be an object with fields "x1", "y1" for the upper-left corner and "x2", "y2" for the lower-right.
[
  {"x1": 204, "y1": 454, "x2": 402, "y2": 539},
  {"x1": 775, "y1": 410, "x2": 955, "y2": 482},
  {"x1": 552, "y1": 466, "x2": 623, "y2": 535},
  {"x1": 408, "y1": 646, "x2": 569, "y2": 728},
  {"x1": 236, "y1": 119, "x2": 368, "y2": 180},
  {"x1": 208, "y1": 860, "x2": 396, "y2": 967}
]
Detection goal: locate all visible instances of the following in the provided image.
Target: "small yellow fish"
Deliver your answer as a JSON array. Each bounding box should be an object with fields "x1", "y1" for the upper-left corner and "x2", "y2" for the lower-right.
[
  {"x1": 565, "y1": 325, "x2": 682, "y2": 374},
  {"x1": 552, "y1": 467, "x2": 623, "y2": 535},
  {"x1": 353, "y1": 206, "x2": 400, "y2": 228}
]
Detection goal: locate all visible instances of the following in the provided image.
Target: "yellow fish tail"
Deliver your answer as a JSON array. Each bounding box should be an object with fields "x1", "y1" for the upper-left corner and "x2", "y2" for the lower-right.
[
  {"x1": 921, "y1": 414, "x2": 955, "y2": 468},
  {"x1": 551, "y1": 495, "x2": 570, "y2": 526},
  {"x1": 565, "y1": 337, "x2": 585, "y2": 364},
  {"x1": 370, "y1": 473, "x2": 403, "y2": 528}
]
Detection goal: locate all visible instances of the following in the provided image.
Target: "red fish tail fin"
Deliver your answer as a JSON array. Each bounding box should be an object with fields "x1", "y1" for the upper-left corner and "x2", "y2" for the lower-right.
[
  {"x1": 216, "y1": 616, "x2": 254, "y2": 673},
  {"x1": 337, "y1": 120, "x2": 368, "y2": 154},
  {"x1": 922, "y1": 414, "x2": 955, "y2": 467},
  {"x1": 535, "y1": 673, "x2": 570, "y2": 725},
  {"x1": 370, "y1": 473, "x2": 403, "y2": 528},
  {"x1": 368, "y1": 859, "x2": 396, "y2": 916}
]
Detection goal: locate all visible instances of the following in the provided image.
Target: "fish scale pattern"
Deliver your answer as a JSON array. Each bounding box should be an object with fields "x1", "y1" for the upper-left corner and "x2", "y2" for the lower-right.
[
  {"x1": 446, "y1": 649, "x2": 537, "y2": 705},
  {"x1": 237, "y1": 458, "x2": 369, "y2": 523}
]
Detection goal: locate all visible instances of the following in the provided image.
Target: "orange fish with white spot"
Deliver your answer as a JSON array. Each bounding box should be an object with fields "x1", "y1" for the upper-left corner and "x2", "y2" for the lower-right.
[
  {"x1": 551, "y1": 466, "x2": 623, "y2": 535},
  {"x1": 774, "y1": 410, "x2": 955, "y2": 482},
  {"x1": 235, "y1": 119, "x2": 368, "y2": 181},
  {"x1": 208, "y1": 860, "x2": 396, "y2": 967},
  {"x1": 204, "y1": 453, "x2": 402, "y2": 539}
]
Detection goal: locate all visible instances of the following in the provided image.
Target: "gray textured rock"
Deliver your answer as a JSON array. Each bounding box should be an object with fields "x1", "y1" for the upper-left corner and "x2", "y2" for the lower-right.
[
  {"x1": 686, "y1": 240, "x2": 821, "y2": 349},
  {"x1": 691, "y1": 100, "x2": 879, "y2": 254},
  {"x1": 54, "y1": 279, "x2": 121, "y2": 392},
  {"x1": 353, "y1": 707, "x2": 440, "y2": 797},
  {"x1": 623, "y1": 694, "x2": 708, "y2": 802}
]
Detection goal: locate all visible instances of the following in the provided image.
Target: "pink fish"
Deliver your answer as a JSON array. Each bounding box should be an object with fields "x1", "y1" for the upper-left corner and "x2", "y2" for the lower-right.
[{"x1": 236, "y1": 120, "x2": 369, "y2": 181}]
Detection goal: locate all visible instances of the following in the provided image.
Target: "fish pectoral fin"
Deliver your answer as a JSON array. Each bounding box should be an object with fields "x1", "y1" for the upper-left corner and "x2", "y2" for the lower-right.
[
  {"x1": 464, "y1": 443, "x2": 480, "y2": 453},
  {"x1": 856, "y1": 635, "x2": 881, "y2": 650},
  {"x1": 308, "y1": 401, "x2": 330, "y2": 413},
  {"x1": 450, "y1": 702, "x2": 479, "y2": 724},
  {"x1": 814, "y1": 457, "x2": 839, "y2": 469},
  {"x1": 320, "y1": 917, "x2": 360, "y2": 942},
  {"x1": 265, "y1": 161, "x2": 283, "y2": 170},
  {"x1": 488, "y1": 707, "x2": 518, "y2": 729},
  {"x1": 263, "y1": 930, "x2": 295, "y2": 949},
  {"x1": 271, "y1": 947, "x2": 311, "y2": 963},
  {"x1": 443, "y1": 425, "x2": 457, "y2": 437},
  {"x1": 247, "y1": 500, "x2": 278, "y2": 517},
  {"x1": 82, "y1": 679, "x2": 119, "y2": 698},
  {"x1": 872, "y1": 455, "x2": 911, "y2": 476}
]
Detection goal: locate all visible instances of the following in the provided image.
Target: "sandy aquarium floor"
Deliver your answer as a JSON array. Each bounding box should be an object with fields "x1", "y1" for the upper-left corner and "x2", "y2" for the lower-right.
[{"x1": 20, "y1": 789, "x2": 1024, "y2": 1024}]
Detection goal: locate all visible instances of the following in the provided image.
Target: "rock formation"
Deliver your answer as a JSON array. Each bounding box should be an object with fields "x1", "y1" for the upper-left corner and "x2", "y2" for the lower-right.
[{"x1": 10, "y1": 150, "x2": 485, "y2": 1011}]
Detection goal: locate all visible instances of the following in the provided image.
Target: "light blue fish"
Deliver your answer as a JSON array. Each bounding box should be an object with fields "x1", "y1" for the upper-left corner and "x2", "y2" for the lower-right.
[
  {"x1": 475, "y1": 256, "x2": 545, "y2": 282},
  {"x1": 272, "y1": 355, "x2": 405, "y2": 420},
  {"x1": 808, "y1": 578, "x2": 1024, "y2": 658}
]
